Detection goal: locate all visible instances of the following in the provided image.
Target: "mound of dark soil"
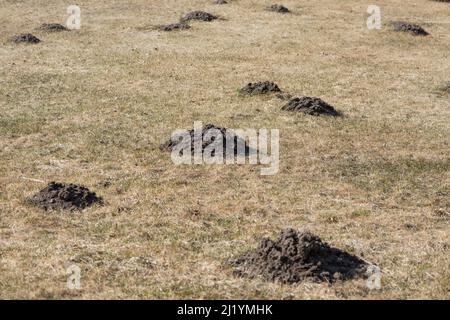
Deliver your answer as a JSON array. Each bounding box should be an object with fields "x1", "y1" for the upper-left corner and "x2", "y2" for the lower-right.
[
  {"x1": 11, "y1": 33, "x2": 41, "y2": 44},
  {"x1": 267, "y1": 4, "x2": 290, "y2": 13},
  {"x1": 240, "y1": 81, "x2": 282, "y2": 95},
  {"x1": 392, "y1": 21, "x2": 429, "y2": 36},
  {"x1": 39, "y1": 23, "x2": 68, "y2": 32},
  {"x1": 160, "y1": 123, "x2": 250, "y2": 157},
  {"x1": 228, "y1": 228, "x2": 368, "y2": 284},
  {"x1": 27, "y1": 182, "x2": 103, "y2": 211},
  {"x1": 282, "y1": 96, "x2": 341, "y2": 116},
  {"x1": 181, "y1": 11, "x2": 218, "y2": 22},
  {"x1": 156, "y1": 22, "x2": 191, "y2": 31}
]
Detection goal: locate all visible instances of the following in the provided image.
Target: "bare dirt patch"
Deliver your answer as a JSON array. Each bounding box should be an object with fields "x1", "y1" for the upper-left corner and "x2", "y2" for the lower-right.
[
  {"x1": 282, "y1": 96, "x2": 341, "y2": 116},
  {"x1": 39, "y1": 23, "x2": 68, "y2": 32},
  {"x1": 392, "y1": 21, "x2": 429, "y2": 36},
  {"x1": 11, "y1": 33, "x2": 41, "y2": 44},
  {"x1": 267, "y1": 4, "x2": 290, "y2": 13},
  {"x1": 181, "y1": 11, "x2": 218, "y2": 22},
  {"x1": 27, "y1": 182, "x2": 103, "y2": 211},
  {"x1": 239, "y1": 81, "x2": 282, "y2": 95},
  {"x1": 160, "y1": 123, "x2": 250, "y2": 156},
  {"x1": 228, "y1": 228, "x2": 368, "y2": 284}
]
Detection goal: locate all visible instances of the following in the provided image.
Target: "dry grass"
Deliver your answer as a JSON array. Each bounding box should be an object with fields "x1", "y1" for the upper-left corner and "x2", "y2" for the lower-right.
[{"x1": 0, "y1": 0, "x2": 449, "y2": 299}]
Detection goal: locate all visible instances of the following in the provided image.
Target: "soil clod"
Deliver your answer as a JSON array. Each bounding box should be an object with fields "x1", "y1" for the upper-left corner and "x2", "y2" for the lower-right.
[
  {"x1": 39, "y1": 23, "x2": 68, "y2": 32},
  {"x1": 228, "y1": 228, "x2": 368, "y2": 284},
  {"x1": 392, "y1": 21, "x2": 429, "y2": 36},
  {"x1": 282, "y1": 96, "x2": 341, "y2": 116},
  {"x1": 11, "y1": 33, "x2": 41, "y2": 44},
  {"x1": 156, "y1": 23, "x2": 191, "y2": 31},
  {"x1": 160, "y1": 123, "x2": 250, "y2": 157},
  {"x1": 181, "y1": 11, "x2": 218, "y2": 22},
  {"x1": 27, "y1": 182, "x2": 103, "y2": 211},
  {"x1": 267, "y1": 4, "x2": 290, "y2": 13},
  {"x1": 240, "y1": 81, "x2": 282, "y2": 95}
]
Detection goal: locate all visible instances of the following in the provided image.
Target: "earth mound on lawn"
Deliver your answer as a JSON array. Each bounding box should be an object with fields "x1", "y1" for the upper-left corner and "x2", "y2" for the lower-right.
[
  {"x1": 267, "y1": 4, "x2": 290, "y2": 13},
  {"x1": 39, "y1": 23, "x2": 68, "y2": 32},
  {"x1": 27, "y1": 182, "x2": 103, "y2": 211},
  {"x1": 11, "y1": 33, "x2": 41, "y2": 44},
  {"x1": 156, "y1": 23, "x2": 191, "y2": 31},
  {"x1": 160, "y1": 123, "x2": 250, "y2": 157},
  {"x1": 240, "y1": 81, "x2": 282, "y2": 95},
  {"x1": 228, "y1": 228, "x2": 368, "y2": 284},
  {"x1": 282, "y1": 96, "x2": 341, "y2": 116},
  {"x1": 392, "y1": 21, "x2": 429, "y2": 36},
  {"x1": 181, "y1": 11, "x2": 218, "y2": 22}
]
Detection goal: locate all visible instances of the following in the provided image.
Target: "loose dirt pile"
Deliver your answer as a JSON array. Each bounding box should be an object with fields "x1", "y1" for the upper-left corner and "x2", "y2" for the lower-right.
[
  {"x1": 156, "y1": 23, "x2": 191, "y2": 31},
  {"x1": 27, "y1": 182, "x2": 103, "y2": 211},
  {"x1": 39, "y1": 23, "x2": 68, "y2": 32},
  {"x1": 11, "y1": 33, "x2": 41, "y2": 44},
  {"x1": 282, "y1": 96, "x2": 341, "y2": 116},
  {"x1": 240, "y1": 81, "x2": 282, "y2": 95},
  {"x1": 392, "y1": 21, "x2": 429, "y2": 36},
  {"x1": 228, "y1": 229, "x2": 368, "y2": 284},
  {"x1": 267, "y1": 4, "x2": 290, "y2": 13},
  {"x1": 181, "y1": 11, "x2": 218, "y2": 22},
  {"x1": 160, "y1": 123, "x2": 250, "y2": 156}
]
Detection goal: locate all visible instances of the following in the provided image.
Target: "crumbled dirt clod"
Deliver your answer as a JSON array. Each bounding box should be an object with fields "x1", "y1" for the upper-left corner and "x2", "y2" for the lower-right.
[
  {"x1": 240, "y1": 81, "x2": 282, "y2": 95},
  {"x1": 11, "y1": 33, "x2": 41, "y2": 44},
  {"x1": 156, "y1": 23, "x2": 191, "y2": 31},
  {"x1": 181, "y1": 11, "x2": 218, "y2": 22},
  {"x1": 160, "y1": 123, "x2": 250, "y2": 156},
  {"x1": 267, "y1": 4, "x2": 290, "y2": 13},
  {"x1": 282, "y1": 96, "x2": 341, "y2": 116},
  {"x1": 228, "y1": 229, "x2": 368, "y2": 284},
  {"x1": 27, "y1": 182, "x2": 103, "y2": 211},
  {"x1": 39, "y1": 23, "x2": 68, "y2": 32},
  {"x1": 392, "y1": 21, "x2": 429, "y2": 36}
]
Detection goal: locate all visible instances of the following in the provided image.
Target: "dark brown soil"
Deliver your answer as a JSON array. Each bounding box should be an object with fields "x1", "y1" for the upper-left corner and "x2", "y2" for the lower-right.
[
  {"x1": 39, "y1": 23, "x2": 68, "y2": 32},
  {"x1": 11, "y1": 33, "x2": 41, "y2": 44},
  {"x1": 156, "y1": 22, "x2": 191, "y2": 31},
  {"x1": 181, "y1": 11, "x2": 218, "y2": 22},
  {"x1": 228, "y1": 228, "x2": 368, "y2": 284},
  {"x1": 282, "y1": 96, "x2": 341, "y2": 116},
  {"x1": 27, "y1": 182, "x2": 103, "y2": 211},
  {"x1": 267, "y1": 4, "x2": 290, "y2": 13},
  {"x1": 160, "y1": 123, "x2": 250, "y2": 156},
  {"x1": 392, "y1": 21, "x2": 429, "y2": 36},
  {"x1": 240, "y1": 81, "x2": 282, "y2": 95},
  {"x1": 215, "y1": 0, "x2": 228, "y2": 4}
]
